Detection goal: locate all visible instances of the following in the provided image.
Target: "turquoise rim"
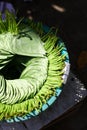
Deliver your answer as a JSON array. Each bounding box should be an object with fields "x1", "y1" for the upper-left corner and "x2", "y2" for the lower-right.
[
  {"x1": 6, "y1": 43, "x2": 70, "y2": 123},
  {"x1": 6, "y1": 25, "x2": 70, "y2": 123}
]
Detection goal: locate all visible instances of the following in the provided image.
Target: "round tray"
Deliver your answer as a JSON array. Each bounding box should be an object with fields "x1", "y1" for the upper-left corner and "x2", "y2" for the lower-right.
[{"x1": 6, "y1": 27, "x2": 70, "y2": 122}]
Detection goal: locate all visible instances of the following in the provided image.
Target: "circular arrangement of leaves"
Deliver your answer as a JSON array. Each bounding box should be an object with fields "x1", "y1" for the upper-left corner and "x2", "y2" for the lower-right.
[{"x1": 0, "y1": 11, "x2": 70, "y2": 122}]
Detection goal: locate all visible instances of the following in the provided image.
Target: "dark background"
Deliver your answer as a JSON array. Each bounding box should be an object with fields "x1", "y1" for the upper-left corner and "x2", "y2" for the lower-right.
[
  {"x1": 2, "y1": 0, "x2": 87, "y2": 86},
  {"x1": 11, "y1": 0, "x2": 87, "y2": 87},
  {"x1": 0, "y1": 0, "x2": 87, "y2": 129}
]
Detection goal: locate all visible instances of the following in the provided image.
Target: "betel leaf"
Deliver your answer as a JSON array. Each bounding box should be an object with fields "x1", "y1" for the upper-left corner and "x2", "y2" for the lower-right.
[
  {"x1": 12, "y1": 28, "x2": 46, "y2": 57},
  {"x1": 0, "y1": 57, "x2": 48, "y2": 104},
  {"x1": 0, "y1": 30, "x2": 46, "y2": 69},
  {"x1": 0, "y1": 11, "x2": 67, "y2": 121}
]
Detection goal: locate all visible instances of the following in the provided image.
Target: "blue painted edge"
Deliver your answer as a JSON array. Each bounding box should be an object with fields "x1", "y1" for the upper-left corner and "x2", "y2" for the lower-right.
[{"x1": 6, "y1": 24, "x2": 70, "y2": 123}]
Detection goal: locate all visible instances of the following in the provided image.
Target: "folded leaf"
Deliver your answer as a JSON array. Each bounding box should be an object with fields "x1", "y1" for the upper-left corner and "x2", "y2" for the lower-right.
[{"x1": 0, "y1": 30, "x2": 46, "y2": 69}]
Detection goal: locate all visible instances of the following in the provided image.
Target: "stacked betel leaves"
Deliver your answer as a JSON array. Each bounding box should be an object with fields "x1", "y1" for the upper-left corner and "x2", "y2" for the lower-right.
[{"x1": 0, "y1": 11, "x2": 69, "y2": 122}]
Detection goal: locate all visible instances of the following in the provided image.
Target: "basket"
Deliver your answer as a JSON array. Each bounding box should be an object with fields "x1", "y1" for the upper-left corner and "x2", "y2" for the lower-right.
[{"x1": 6, "y1": 24, "x2": 70, "y2": 123}]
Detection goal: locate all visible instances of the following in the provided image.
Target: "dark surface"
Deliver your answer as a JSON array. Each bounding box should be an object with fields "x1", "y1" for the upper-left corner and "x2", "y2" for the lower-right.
[
  {"x1": 0, "y1": 72, "x2": 86, "y2": 130},
  {"x1": 42, "y1": 97, "x2": 87, "y2": 130},
  {"x1": 0, "y1": 0, "x2": 87, "y2": 130}
]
